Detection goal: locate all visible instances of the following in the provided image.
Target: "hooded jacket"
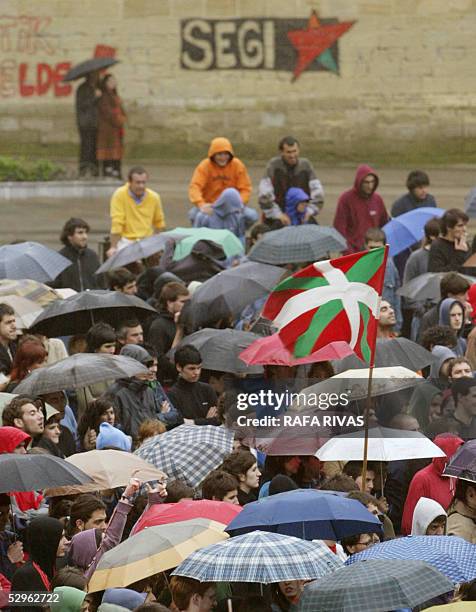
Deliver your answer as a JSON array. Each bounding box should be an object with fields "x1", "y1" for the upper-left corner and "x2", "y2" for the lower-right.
[
  {"x1": 189, "y1": 137, "x2": 252, "y2": 206},
  {"x1": 401, "y1": 433, "x2": 464, "y2": 535},
  {"x1": 411, "y1": 497, "x2": 447, "y2": 535},
  {"x1": 429, "y1": 345, "x2": 457, "y2": 380},
  {"x1": 284, "y1": 187, "x2": 319, "y2": 226},
  {"x1": 409, "y1": 383, "x2": 442, "y2": 430},
  {"x1": 107, "y1": 377, "x2": 157, "y2": 438},
  {"x1": 333, "y1": 164, "x2": 389, "y2": 254},
  {"x1": 102, "y1": 588, "x2": 147, "y2": 610},
  {"x1": 51, "y1": 586, "x2": 86, "y2": 612},
  {"x1": 96, "y1": 422, "x2": 132, "y2": 451},
  {"x1": 199, "y1": 188, "x2": 246, "y2": 238},
  {"x1": 438, "y1": 298, "x2": 466, "y2": 355}
]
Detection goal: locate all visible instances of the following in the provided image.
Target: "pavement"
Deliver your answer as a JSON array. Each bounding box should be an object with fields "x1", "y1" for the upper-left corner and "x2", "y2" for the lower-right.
[{"x1": 2, "y1": 162, "x2": 475, "y2": 256}]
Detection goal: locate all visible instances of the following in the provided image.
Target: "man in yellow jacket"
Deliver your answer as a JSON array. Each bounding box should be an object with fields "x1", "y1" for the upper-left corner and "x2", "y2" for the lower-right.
[
  {"x1": 188, "y1": 137, "x2": 258, "y2": 237},
  {"x1": 107, "y1": 166, "x2": 165, "y2": 258}
]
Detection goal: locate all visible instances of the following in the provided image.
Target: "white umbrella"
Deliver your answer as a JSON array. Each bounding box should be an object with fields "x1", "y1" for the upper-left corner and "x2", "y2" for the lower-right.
[{"x1": 316, "y1": 426, "x2": 446, "y2": 462}]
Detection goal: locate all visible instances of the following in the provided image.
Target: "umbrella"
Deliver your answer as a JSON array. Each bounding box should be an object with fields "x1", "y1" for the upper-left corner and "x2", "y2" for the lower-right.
[
  {"x1": 171, "y1": 227, "x2": 244, "y2": 261},
  {"x1": 443, "y1": 439, "x2": 476, "y2": 482},
  {"x1": 172, "y1": 328, "x2": 263, "y2": 375},
  {"x1": 298, "y1": 559, "x2": 454, "y2": 612},
  {"x1": 347, "y1": 535, "x2": 476, "y2": 583},
  {"x1": 240, "y1": 333, "x2": 354, "y2": 366},
  {"x1": 45, "y1": 450, "x2": 166, "y2": 496},
  {"x1": 88, "y1": 518, "x2": 229, "y2": 592},
  {"x1": 426, "y1": 603, "x2": 475, "y2": 612},
  {"x1": 398, "y1": 272, "x2": 476, "y2": 301},
  {"x1": 187, "y1": 262, "x2": 284, "y2": 326},
  {"x1": 383, "y1": 207, "x2": 445, "y2": 257},
  {"x1": 172, "y1": 530, "x2": 343, "y2": 584},
  {"x1": 95, "y1": 231, "x2": 186, "y2": 274},
  {"x1": 315, "y1": 426, "x2": 446, "y2": 462},
  {"x1": 63, "y1": 56, "x2": 119, "y2": 81},
  {"x1": 132, "y1": 500, "x2": 241, "y2": 534},
  {"x1": 0, "y1": 295, "x2": 43, "y2": 329},
  {"x1": 243, "y1": 424, "x2": 328, "y2": 456},
  {"x1": 0, "y1": 278, "x2": 61, "y2": 307},
  {"x1": 332, "y1": 337, "x2": 436, "y2": 373},
  {"x1": 248, "y1": 225, "x2": 347, "y2": 265},
  {"x1": 225, "y1": 489, "x2": 382, "y2": 541},
  {"x1": 294, "y1": 366, "x2": 423, "y2": 407},
  {"x1": 14, "y1": 353, "x2": 147, "y2": 396},
  {"x1": 0, "y1": 453, "x2": 93, "y2": 493},
  {"x1": 0, "y1": 242, "x2": 70, "y2": 283},
  {"x1": 30, "y1": 290, "x2": 156, "y2": 336},
  {"x1": 135, "y1": 425, "x2": 234, "y2": 488}
]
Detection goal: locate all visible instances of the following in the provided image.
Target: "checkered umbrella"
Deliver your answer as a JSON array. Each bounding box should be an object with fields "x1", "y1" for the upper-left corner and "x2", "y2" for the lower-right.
[
  {"x1": 298, "y1": 559, "x2": 454, "y2": 612},
  {"x1": 347, "y1": 536, "x2": 476, "y2": 583},
  {"x1": 0, "y1": 242, "x2": 70, "y2": 283},
  {"x1": 172, "y1": 531, "x2": 343, "y2": 583},
  {"x1": 443, "y1": 439, "x2": 476, "y2": 482},
  {"x1": 135, "y1": 425, "x2": 234, "y2": 488},
  {"x1": 248, "y1": 225, "x2": 347, "y2": 265}
]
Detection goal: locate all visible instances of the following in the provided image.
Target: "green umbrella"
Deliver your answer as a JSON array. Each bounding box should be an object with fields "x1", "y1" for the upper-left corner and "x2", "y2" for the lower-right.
[{"x1": 171, "y1": 228, "x2": 244, "y2": 261}]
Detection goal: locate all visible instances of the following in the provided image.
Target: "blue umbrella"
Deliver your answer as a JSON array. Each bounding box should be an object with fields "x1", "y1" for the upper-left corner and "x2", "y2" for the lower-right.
[
  {"x1": 383, "y1": 207, "x2": 445, "y2": 256},
  {"x1": 347, "y1": 535, "x2": 476, "y2": 583},
  {"x1": 0, "y1": 242, "x2": 70, "y2": 283},
  {"x1": 225, "y1": 489, "x2": 382, "y2": 541}
]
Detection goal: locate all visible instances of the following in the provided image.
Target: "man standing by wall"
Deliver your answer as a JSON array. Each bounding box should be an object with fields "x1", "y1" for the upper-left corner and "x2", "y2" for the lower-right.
[{"x1": 76, "y1": 71, "x2": 101, "y2": 178}]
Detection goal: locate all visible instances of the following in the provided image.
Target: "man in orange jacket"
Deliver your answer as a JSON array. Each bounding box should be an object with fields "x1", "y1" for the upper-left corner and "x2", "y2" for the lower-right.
[{"x1": 188, "y1": 137, "x2": 258, "y2": 236}]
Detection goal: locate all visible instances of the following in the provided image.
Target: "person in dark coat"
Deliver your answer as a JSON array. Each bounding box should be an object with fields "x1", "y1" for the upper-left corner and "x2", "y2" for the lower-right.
[
  {"x1": 0, "y1": 303, "x2": 17, "y2": 378},
  {"x1": 51, "y1": 218, "x2": 100, "y2": 292},
  {"x1": 76, "y1": 71, "x2": 101, "y2": 177},
  {"x1": 391, "y1": 170, "x2": 437, "y2": 217},
  {"x1": 428, "y1": 208, "x2": 470, "y2": 273}
]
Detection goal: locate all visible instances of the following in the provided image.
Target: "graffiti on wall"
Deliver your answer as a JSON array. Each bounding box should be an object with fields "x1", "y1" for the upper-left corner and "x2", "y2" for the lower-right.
[{"x1": 181, "y1": 11, "x2": 355, "y2": 81}]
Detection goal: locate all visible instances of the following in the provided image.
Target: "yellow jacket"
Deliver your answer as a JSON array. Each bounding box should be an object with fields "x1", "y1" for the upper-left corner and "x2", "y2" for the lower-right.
[
  {"x1": 188, "y1": 137, "x2": 252, "y2": 206},
  {"x1": 110, "y1": 184, "x2": 165, "y2": 240}
]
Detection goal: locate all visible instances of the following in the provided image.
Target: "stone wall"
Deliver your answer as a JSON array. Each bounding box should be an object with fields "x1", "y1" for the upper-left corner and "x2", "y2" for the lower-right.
[{"x1": 0, "y1": 0, "x2": 475, "y2": 161}]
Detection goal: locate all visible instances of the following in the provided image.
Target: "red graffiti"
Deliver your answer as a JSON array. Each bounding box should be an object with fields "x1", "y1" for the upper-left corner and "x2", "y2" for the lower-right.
[{"x1": 18, "y1": 62, "x2": 72, "y2": 97}]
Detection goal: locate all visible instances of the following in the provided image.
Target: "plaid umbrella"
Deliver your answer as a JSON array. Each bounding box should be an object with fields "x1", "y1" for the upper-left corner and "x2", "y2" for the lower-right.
[
  {"x1": 443, "y1": 439, "x2": 476, "y2": 482},
  {"x1": 0, "y1": 242, "x2": 70, "y2": 283},
  {"x1": 14, "y1": 353, "x2": 147, "y2": 395},
  {"x1": 347, "y1": 535, "x2": 476, "y2": 583},
  {"x1": 248, "y1": 225, "x2": 347, "y2": 265},
  {"x1": 88, "y1": 518, "x2": 229, "y2": 592},
  {"x1": 171, "y1": 227, "x2": 244, "y2": 261},
  {"x1": 135, "y1": 425, "x2": 234, "y2": 488},
  {"x1": 398, "y1": 272, "x2": 476, "y2": 302},
  {"x1": 172, "y1": 531, "x2": 343, "y2": 583},
  {"x1": 0, "y1": 279, "x2": 60, "y2": 307},
  {"x1": 30, "y1": 290, "x2": 156, "y2": 336},
  {"x1": 298, "y1": 559, "x2": 454, "y2": 612}
]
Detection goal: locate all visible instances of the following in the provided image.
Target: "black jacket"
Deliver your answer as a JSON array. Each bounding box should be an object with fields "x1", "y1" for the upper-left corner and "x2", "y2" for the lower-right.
[
  {"x1": 76, "y1": 81, "x2": 98, "y2": 130},
  {"x1": 146, "y1": 311, "x2": 178, "y2": 385},
  {"x1": 52, "y1": 243, "x2": 100, "y2": 292},
  {"x1": 107, "y1": 377, "x2": 157, "y2": 438},
  {"x1": 0, "y1": 341, "x2": 16, "y2": 376},
  {"x1": 428, "y1": 237, "x2": 468, "y2": 273},
  {"x1": 167, "y1": 378, "x2": 219, "y2": 425}
]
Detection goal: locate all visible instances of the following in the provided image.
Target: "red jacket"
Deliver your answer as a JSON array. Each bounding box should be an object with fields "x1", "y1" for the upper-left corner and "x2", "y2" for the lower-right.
[
  {"x1": 401, "y1": 433, "x2": 464, "y2": 535},
  {"x1": 333, "y1": 164, "x2": 389, "y2": 254}
]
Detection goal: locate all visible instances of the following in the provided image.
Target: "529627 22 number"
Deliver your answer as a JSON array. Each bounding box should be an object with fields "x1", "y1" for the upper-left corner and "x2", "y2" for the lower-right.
[{"x1": 8, "y1": 592, "x2": 61, "y2": 607}]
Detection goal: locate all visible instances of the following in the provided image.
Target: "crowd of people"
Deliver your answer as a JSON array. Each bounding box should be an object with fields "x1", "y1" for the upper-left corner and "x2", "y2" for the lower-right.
[{"x1": 0, "y1": 135, "x2": 475, "y2": 611}]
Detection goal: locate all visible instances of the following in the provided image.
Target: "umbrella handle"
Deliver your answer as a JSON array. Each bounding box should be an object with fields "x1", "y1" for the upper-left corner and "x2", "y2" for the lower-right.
[{"x1": 227, "y1": 599, "x2": 233, "y2": 612}]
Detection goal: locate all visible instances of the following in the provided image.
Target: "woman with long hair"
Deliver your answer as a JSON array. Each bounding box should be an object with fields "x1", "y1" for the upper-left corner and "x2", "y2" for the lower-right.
[
  {"x1": 96, "y1": 73, "x2": 126, "y2": 178},
  {"x1": 6, "y1": 339, "x2": 47, "y2": 391},
  {"x1": 76, "y1": 396, "x2": 116, "y2": 451}
]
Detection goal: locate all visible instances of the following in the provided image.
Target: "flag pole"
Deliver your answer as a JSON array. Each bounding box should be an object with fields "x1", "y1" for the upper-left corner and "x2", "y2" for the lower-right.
[{"x1": 361, "y1": 245, "x2": 389, "y2": 492}]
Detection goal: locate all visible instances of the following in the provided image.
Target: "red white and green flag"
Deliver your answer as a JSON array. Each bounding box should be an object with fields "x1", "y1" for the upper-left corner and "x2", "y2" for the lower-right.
[{"x1": 262, "y1": 247, "x2": 388, "y2": 364}]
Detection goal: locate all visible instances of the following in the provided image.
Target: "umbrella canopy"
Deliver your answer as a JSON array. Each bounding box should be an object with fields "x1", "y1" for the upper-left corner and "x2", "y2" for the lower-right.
[
  {"x1": 426, "y1": 603, "x2": 475, "y2": 612},
  {"x1": 0, "y1": 278, "x2": 61, "y2": 307},
  {"x1": 63, "y1": 56, "x2": 119, "y2": 81},
  {"x1": 225, "y1": 489, "x2": 382, "y2": 541},
  {"x1": 248, "y1": 225, "x2": 347, "y2": 265},
  {"x1": 187, "y1": 262, "x2": 284, "y2": 327},
  {"x1": 0, "y1": 294, "x2": 42, "y2": 329},
  {"x1": 14, "y1": 353, "x2": 147, "y2": 396},
  {"x1": 398, "y1": 272, "x2": 476, "y2": 301},
  {"x1": 96, "y1": 231, "x2": 186, "y2": 274},
  {"x1": 88, "y1": 518, "x2": 229, "y2": 592},
  {"x1": 45, "y1": 450, "x2": 166, "y2": 496},
  {"x1": 0, "y1": 242, "x2": 70, "y2": 283},
  {"x1": 0, "y1": 453, "x2": 93, "y2": 493},
  {"x1": 172, "y1": 328, "x2": 263, "y2": 375},
  {"x1": 240, "y1": 333, "x2": 354, "y2": 366},
  {"x1": 298, "y1": 559, "x2": 454, "y2": 612},
  {"x1": 173, "y1": 530, "x2": 342, "y2": 584},
  {"x1": 171, "y1": 228, "x2": 244, "y2": 261},
  {"x1": 332, "y1": 337, "x2": 436, "y2": 373},
  {"x1": 135, "y1": 425, "x2": 234, "y2": 488},
  {"x1": 316, "y1": 427, "x2": 446, "y2": 462},
  {"x1": 347, "y1": 535, "x2": 476, "y2": 583},
  {"x1": 30, "y1": 290, "x2": 156, "y2": 336},
  {"x1": 443, "y1": 439, "x2": 476, "y2": 482},
  {"x1": 133, "y1": 500, "x2": 241, "y2": 534},
  {"x1": 383, "y1": 207, "x2": 445, "y2": 257}
]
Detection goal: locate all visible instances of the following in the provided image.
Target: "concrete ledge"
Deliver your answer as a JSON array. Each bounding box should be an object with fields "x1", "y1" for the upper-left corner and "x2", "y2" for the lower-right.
[{"x1": 0, "y1": 180, "x2": 121, "y2": 201}]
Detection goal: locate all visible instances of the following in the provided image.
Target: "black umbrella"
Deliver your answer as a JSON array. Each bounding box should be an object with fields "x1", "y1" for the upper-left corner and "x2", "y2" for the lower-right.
[
  {"x1": 398, "y1": 272, "x2": 476, "y2": 301},
  {"x1": 0, "y1": 454, "x2": 93, "y2": 493},
  {"x1": 30, "y1": 290, "x2": 156, "y2": 336},
  {"x1": 63, "y1": 57, "x2": 119, "y2": 81}
]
